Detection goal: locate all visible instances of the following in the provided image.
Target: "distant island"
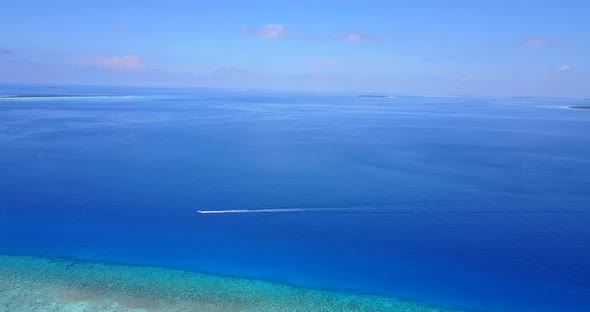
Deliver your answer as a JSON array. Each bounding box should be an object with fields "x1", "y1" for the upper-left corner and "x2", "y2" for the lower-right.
[
  {"x1": 569, "y1": 106, "x2": 590, "y2": 110},
  {"x1": 0, "y1": 95, "x2": 126, "y2": 99},
  {"x1": 357, "y1": 94, "x2": 391, "y2": 98}
]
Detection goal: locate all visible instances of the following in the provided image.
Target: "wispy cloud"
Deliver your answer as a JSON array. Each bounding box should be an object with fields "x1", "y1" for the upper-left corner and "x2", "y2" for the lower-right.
[
  {"x1": 0, "y1": 58, "x2": 196, "y2": 86},
  {"x1": 558, "y1": 65, "x2": 571, "y2": 72},
  {"x1": 241, "y1": 24, "x2": 286, "y2": 39},
  {"x1": 241, "y1": 25, "x2": 442, "y2": 44},
  {"x1": 0, "y1": 47, "x2": 12, "y2": 54},
  {"x1": 71, "y1": 55, "x2": 141, "y2": 70},
  {"x1": 196, "y1": 65, "x2": 258, "y2": 87},
  {"x1": 338, "y1": 31, "x2": 374, "y2": 42},
  {"x1": 336, "y1": 30, "x2": 443, "y2": 42},
  {"x1": 522, "y1": 36, "x2": 575, "y2": 46},
  {"x1": 458, "y1": 76, "x2": 477, "y2": 84},
  {"x1": 521, "y1": 38, "x2": 552, "y2": 46}
]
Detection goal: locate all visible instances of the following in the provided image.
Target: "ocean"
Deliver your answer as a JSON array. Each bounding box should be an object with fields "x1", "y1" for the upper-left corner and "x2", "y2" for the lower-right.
[{"x1": 0, "y1": 84, "x2": 589, "y2": 311}]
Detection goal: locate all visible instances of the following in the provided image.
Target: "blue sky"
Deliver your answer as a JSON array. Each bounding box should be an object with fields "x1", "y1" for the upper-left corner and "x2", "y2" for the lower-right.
[{"x1": 1, "y1": 0, "x2": 588, "y2": 96}]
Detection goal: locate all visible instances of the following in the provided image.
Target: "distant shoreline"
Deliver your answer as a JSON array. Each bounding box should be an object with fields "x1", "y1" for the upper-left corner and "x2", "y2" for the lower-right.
[
  {"x1": 569, "y1": 106, "x2": 590, "y2": 110},
  {"x1": 0, "y1": 94, "x2": 128, "y2": 99},
  {"x1": 357, "y1": 94, "x2": 391, "y2": 98}
]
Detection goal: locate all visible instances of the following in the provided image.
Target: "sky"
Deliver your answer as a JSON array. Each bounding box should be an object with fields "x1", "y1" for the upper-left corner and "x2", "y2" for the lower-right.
[{"x1": 0, "y1": 0, "x2": 588, "y2": 97}]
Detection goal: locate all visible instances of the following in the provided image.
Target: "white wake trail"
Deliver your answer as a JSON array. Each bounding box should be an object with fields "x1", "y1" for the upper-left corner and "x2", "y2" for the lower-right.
[{"x1": 197, "y1": 208, "x2": 309, "y2": 214}]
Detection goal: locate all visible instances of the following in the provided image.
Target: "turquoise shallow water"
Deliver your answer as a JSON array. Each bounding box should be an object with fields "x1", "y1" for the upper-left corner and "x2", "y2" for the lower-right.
[{"x1": 0, "y1": 254, "x2": 462, "y2": 312}]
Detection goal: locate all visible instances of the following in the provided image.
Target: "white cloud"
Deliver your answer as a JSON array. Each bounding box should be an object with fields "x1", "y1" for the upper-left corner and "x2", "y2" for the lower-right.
[
  {"x1": 71, "y1": 55, "x2": 141, "y2": 70},
  {"x1": 340, "y1": 31, "x2": 373, "y2": 42},
  {"x1": 261, "y1": 24, "x2": 286, "y2": 38},
  {"x1": 558, "y1": 65, "x2": 571, "y2": 72},
  {"x1": 242, "y1": 24, "x2": 286, "y2": 39}
]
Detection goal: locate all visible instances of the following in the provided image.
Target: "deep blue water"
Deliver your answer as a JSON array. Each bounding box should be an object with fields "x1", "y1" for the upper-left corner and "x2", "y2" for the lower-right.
[{"x1": 0, "y1": 84, "x2": 589, "y2": 311}]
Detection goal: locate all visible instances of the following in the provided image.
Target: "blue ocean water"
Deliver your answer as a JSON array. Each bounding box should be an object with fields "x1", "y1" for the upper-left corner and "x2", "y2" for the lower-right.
[{"x1": 0, "y1": 84, "x2": 589, "y2": 311}]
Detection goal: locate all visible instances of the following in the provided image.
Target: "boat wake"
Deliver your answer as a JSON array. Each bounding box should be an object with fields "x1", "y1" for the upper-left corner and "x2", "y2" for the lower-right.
[{"x1": 197, "y1": 208, "x2": 310, "y2": 214}]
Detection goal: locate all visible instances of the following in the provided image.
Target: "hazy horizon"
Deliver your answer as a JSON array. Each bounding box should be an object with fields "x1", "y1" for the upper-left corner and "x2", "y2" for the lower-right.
[
  {"x1": 1, "y1": 1, "x2": 589, "y2": 97},
  {"x1": 2, "y1": 82, "x2": 589, "y2": 100}
]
